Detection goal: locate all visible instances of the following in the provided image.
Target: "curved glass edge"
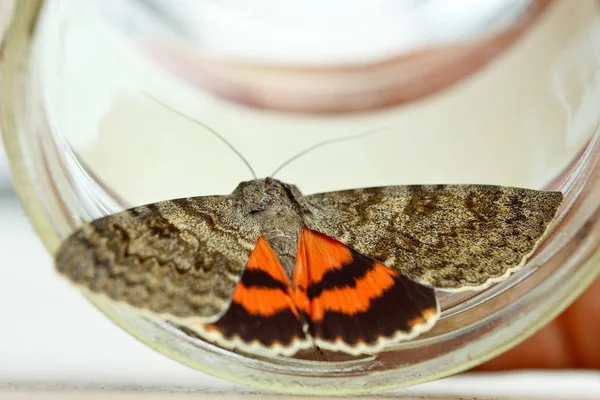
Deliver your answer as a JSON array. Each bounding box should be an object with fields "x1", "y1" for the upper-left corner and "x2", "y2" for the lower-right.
[
  {"x1": 2, "y1": 0, "x2": 600, "y2": 396},
  {"x1": 0, "y1": 0, "x2": 58, "y2": 252}
]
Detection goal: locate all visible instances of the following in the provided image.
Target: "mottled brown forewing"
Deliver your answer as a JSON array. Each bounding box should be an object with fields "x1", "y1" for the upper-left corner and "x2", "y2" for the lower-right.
[
  {"x1": 304, "y1": 185, "x2": 563, "y2": 290},
  {"x1": 54, "y1": 196, "x2": 261, "y2": 321}
]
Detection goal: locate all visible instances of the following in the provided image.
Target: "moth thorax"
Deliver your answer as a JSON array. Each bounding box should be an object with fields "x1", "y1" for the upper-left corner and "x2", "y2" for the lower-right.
[{"x1": 232, "y1": 177, "x2": 306, "y2": 277}]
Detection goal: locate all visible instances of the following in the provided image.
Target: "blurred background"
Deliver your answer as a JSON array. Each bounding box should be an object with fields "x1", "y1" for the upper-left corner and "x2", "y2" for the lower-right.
[
  {"x1": 0, "y1": 1, "x2": 11, "y2": 190},
  {"x1": 1, "y1": 1, "x2": 599, "y2": 399}
]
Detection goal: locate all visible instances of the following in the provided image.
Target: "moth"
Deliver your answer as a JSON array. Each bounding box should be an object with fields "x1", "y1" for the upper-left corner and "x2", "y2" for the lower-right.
[
  {"x1": 53, "y1": 98, "x2": 564, "y2": 358},
  {"x1": 55, "y1": 177, "x2": 562, "y2": 357}
]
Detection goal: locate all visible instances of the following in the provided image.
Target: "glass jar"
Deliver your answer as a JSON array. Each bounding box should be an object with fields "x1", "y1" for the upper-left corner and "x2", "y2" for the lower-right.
[{"x1": 2, "y1": 0, "x2": 600, "y2": 395}]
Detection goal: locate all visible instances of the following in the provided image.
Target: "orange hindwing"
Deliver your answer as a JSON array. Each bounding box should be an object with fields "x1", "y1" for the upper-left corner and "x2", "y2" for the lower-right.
[
  {"x1": 293, "y1": 229, "x2": 439, "y2": 355},
  {"x1": 189, "y1": 237, "x2": 311, "y2": 356},
  {"x1": 188, "y1": 230, "x2": 438, "y2": 357}
]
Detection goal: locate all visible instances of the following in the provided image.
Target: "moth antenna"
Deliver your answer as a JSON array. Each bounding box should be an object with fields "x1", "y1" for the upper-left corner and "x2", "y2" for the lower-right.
[
  {"x1": 270, "y1": 126, "x2": 391, "y2": 178},
  {"x1": 143, "y1": 93, "x2": 258, "y2": 179}
]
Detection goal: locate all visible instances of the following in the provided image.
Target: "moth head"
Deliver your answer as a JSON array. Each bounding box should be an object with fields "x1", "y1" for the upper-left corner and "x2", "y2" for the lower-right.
[{"x1": 232, "y1": 178, "x2": 303, "y2": 214}]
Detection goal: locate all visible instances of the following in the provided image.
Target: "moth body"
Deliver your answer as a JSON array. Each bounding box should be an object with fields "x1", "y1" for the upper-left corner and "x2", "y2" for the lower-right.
[{"x1": 232, "y1": 178, "x2": 307, "y2": 276}]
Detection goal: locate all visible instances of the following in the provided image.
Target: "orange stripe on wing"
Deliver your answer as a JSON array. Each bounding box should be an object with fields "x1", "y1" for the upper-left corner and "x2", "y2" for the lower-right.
[
  {"x1": 310, "y1": 262, "x2": 397, "y2": 321},
  {"x1": 233, "y1": 236, "x2": 299, "y2": 318},
  {"x1": 246, "y1": 236, "x2": 291, "y2": 284},
  {"x1": 293, "y1": 229, "x2": 353, "y2": 286},
  {"x1": 231, "y1": 283, "x2": 299, "y2": 318},
  {"x1": 292, "y1": 230, "x2": 311, "y2": 315},
  {"x1": 293, "y1": 228, "x2": 399, "y2": 320}
]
